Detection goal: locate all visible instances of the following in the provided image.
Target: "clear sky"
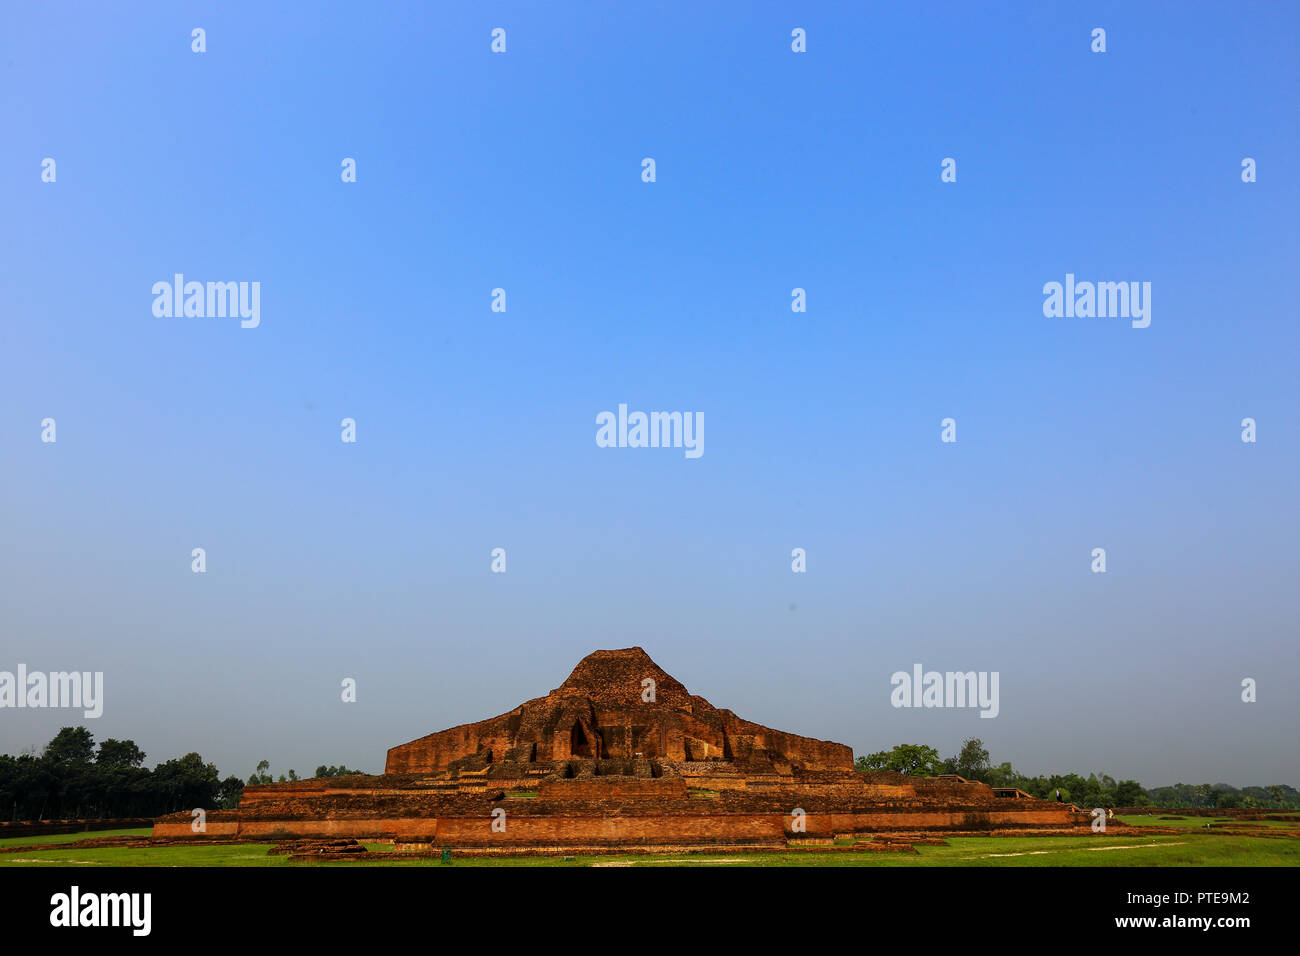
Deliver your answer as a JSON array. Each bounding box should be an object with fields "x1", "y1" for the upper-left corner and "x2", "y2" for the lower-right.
[{"x1": 2, "y1": 2, "x2": 1296, "y2": 789}]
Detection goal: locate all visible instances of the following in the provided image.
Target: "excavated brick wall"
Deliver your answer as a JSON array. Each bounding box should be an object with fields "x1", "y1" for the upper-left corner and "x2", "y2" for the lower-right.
[
  {"x1": 154, "y1": 804, "x2": 1077, "y2": 844},
  {"x1": 538, "y1": 777, "x2": 687, "y2": 802},
  {"x1": 154, "y1": 767, "x2": 1079, "y2": 844},
  {"x1": 432, "y1": 813, "x2": 786, "y2": 845}
]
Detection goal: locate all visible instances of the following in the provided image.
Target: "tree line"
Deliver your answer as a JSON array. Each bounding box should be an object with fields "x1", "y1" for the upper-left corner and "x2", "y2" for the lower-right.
[
  {"x1": 0, "y1": 727, "x2": 361, "y2": 821},
  {"x1": 856, "y1": 740, "x2": 1297, "y2": 809}
]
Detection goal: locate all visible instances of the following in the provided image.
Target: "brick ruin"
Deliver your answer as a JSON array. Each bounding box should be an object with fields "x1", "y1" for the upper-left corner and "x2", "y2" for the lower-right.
[
  {"x1": 385, "y1": 646, "x2": 853, "y2": 773},
  {"x1": 155, "y1": 647, "x2": 1083, "y2": 849}
]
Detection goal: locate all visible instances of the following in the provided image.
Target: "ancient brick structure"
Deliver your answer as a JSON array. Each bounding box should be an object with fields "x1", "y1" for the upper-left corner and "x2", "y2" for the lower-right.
[
  {"x1": 385, "y1": 647, "x2": 852, "y2": 773},
  {"x1": 155, "y1": 647, "x2": 1082, "y2": 850}
]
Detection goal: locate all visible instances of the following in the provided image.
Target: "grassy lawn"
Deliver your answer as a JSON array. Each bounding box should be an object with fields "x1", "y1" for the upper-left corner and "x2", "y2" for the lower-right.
[
  {"x1": 0, "y1": 828, "x2": 153, "y2": 848},
  {"x1": 1115, "y1": 813, "x2": 1299, "y2": 829},
  {"x1": 0, "y1": 840, "x2": 395, "y2": 867},
  {"x1": 0, "y1": 833, "x2": 1295, "y2": 867}
]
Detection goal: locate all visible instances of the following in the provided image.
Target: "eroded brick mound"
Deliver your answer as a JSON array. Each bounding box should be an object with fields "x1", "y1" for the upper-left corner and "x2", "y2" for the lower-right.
[
  {"x1": 384, "y1": 647, "x2": 853, "y2": 773},
  {"x1": 271, "y1": 838, "x2": 367, "y2": 857}
]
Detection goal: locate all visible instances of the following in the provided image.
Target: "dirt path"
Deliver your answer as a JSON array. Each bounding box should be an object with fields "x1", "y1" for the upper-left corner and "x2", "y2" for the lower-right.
[
  {"x1": 6, "y1": 858, "x2": 107, "y2": 865},
  {"x1": 984, "y1": 842, "x2": 1187, "y2": 858},
  {"x1": 592, "y1": 857, "x2": 750, "y2": 866}
]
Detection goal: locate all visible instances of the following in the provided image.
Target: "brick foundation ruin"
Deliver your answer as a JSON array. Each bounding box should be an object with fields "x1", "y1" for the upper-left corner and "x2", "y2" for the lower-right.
[{"x1": 154, "y1": 647, "x2": 1083, "y2": 849}]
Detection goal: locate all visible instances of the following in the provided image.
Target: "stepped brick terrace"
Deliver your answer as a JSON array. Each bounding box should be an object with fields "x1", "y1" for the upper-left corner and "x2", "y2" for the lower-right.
[{"x1": 155, "y1": 648, "x2": 1085, "y2": 851}]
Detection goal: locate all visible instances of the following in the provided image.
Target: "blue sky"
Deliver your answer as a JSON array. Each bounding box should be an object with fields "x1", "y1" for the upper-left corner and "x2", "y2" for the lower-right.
[{"x1": 2, "y1": 2, "x2": 1297, "y2": 788}]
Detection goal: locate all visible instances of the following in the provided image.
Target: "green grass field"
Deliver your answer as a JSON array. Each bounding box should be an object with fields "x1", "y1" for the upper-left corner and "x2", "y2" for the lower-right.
[
  {"x1": 1114, "y1": 813, "x2": 1298, "y2": 829},
  {"x1": 1, "y1": 832, "x2": 1296, "y2": 867},
  {"x1": 0, "y1": 828, "x2": 155, "y2": 849}
]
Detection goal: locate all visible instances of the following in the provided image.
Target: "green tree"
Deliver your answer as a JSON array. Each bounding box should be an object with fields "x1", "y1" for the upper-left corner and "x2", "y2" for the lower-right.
[
  {"x1": 983, "y1": 762, "x2": 1018, "y2": 788},
  {"x1": 952, "y1": 738, "x2": 991, "y2": 782},
  {"x1": 44, "y1": 727, "x2": 96, "y2": 765},
  {"x1": 1115, "y1": 779, "x2": 1146, "y2": 806},
  {"x1": 96, "y1": 738, "x2": 146, "y2": 768},
  {"x1": 217, "y1": 775, "x2": 245, "y2": 809},
  {"x1": 153, "y1": 753, "x2": 221, "y2": 814},
  {"x1": 856, "y1": 745, "x2": 945, "y2": 777},
  {"x1": 894, "y1": 745, "x2": 942, "y2": 776},
  {"x1": 856, "y1": 752, "x2": 889, "y2": 772},
  {"x1": 314, "y1": 764, "x2": 365, "y2": 778}
]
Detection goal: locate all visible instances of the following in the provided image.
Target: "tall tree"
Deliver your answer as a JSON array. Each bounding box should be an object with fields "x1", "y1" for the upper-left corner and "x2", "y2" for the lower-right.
[
  {"x1": 953, "y1": 738, "x2": 991, "y2": 781},
  {"x1": 96, "y1": 739, "x2": 146, "y2": 768},
  {"x1": 44, "y1": 727, "x2": 96, "y2": 765}
]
